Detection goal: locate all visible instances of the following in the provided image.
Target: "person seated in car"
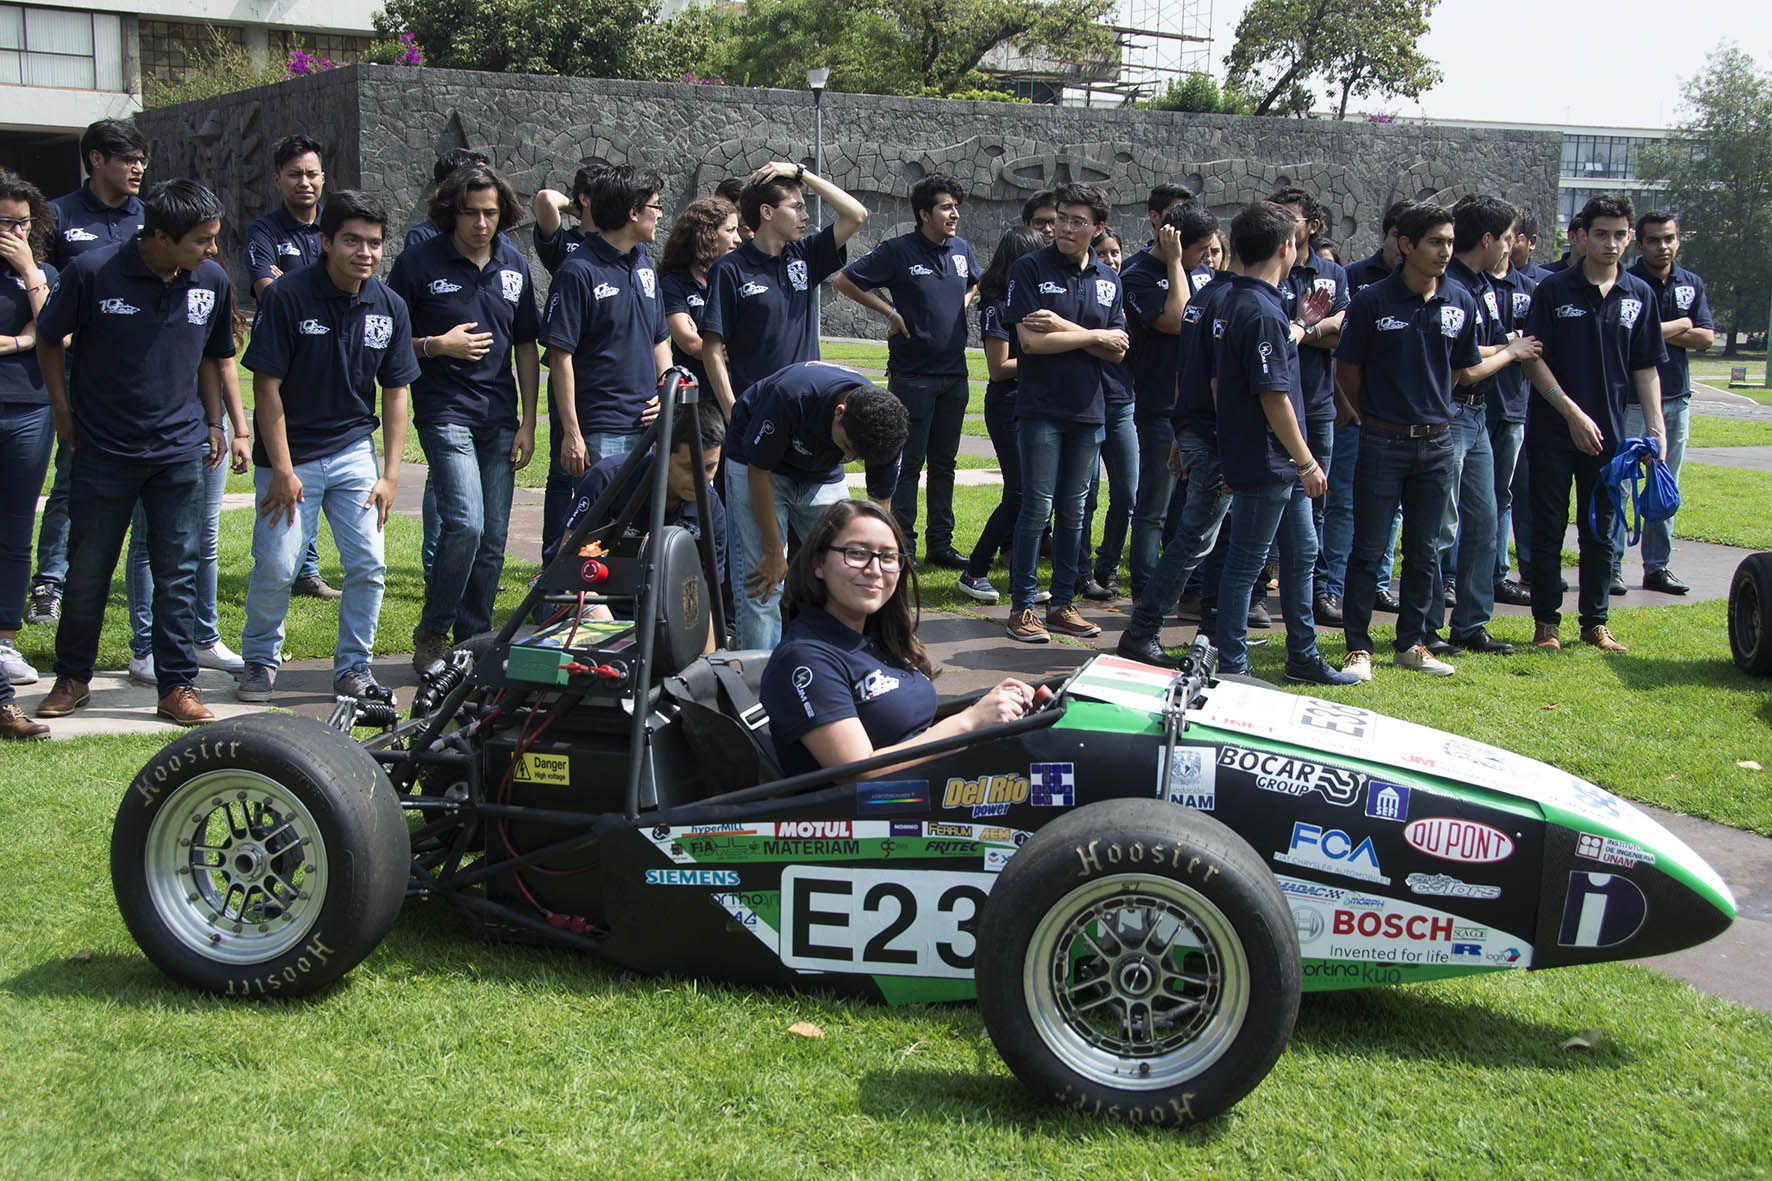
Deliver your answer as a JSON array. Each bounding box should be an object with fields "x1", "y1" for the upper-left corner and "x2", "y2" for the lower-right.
[
  {"x1": 760, "y1": 498, "x2": 1033, "y2": 778},
  {"x1": 547, "y1": 398, "x2": 726, "y2": 651}
]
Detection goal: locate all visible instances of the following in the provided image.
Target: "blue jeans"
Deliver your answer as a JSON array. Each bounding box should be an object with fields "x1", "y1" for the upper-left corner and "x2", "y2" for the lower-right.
[
  {"x1": 1078, "y1": 400, "x2": 1137, "y2": 583},
  {"x1": 1130, "y1": 415, "x2": 1176, "y2": 597},
  {"x1": 1011, "y1": 416, "x2": 1101, "y2": 611},
  {"x1": 55, "y1": 448, "x2": 203, "y2": 695},
  {"x1": 725, "y1": 463, "x2": 849, "y2": 649},
  {"x1": 889, "y1": 370, "x2": 968, "y2": 553},
  {"x1": 544, "y1": 424, "x2": 642, "y2": 560},
  {"x1": 418, "y1": 421, "x2": 516, "y2": 640},
  {"x1": 1489, "y1": 417, "x2": 1525, "y2": 585},
  {"x1": 242, "y1": 437, "x2": 386, "y2": 677},
  {"x1": 1215, "y1": 480, "x2": 1321, "y2": 674},
  {"x1": 1127, "y1": 426, "x2": 1230, "y2": 638},
  {"x1": 1342, "y1": 427, "x2": 1455, "y2": 655},
  {"x1": 966, "y1": 388, "x2": 1021, "y2": 578},
  {"x1": 1428, "y1": 402, "x2": 1497, "y2": 637},
  {"x1": 1611, "y1": 396, "x2": 1688, "y2": 574},
  {"x1": 31, "y1": 435, "x2": 72, "y2": 590},
  {"x1": 1317, "y1": 422, "x2": 1398, "y2": 599},
  {"x1": 126, "y1": 426, "x2": 229, "y2": 655},
  {"x1": 1528, "y1": 440, "x2": 1613, "y2": 631},
  {"x1": 1, "y1": 403, "x2": 54, "y2": 629}
]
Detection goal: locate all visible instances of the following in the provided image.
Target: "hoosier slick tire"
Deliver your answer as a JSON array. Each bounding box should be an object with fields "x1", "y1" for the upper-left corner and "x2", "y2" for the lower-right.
[
  {"x1": 111, "y1": 713, "x2": 409, "y2": 998},
  {"x1": 1728, "y1": 552, "x2": 1772, "y2": 676},
  {"x1": 976, "y1": 798, "x2": 1300, "y2": 1125}
]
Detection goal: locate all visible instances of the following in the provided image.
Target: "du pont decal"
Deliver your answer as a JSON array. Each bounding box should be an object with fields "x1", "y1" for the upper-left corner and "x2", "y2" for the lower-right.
[{"x1": 1403, "y1": 817, "x2": 1516, "y2": 864}]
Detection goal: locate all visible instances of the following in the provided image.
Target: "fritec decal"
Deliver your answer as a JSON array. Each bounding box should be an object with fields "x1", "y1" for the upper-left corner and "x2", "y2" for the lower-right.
[{"x1": 1403, "y1": 817, "x2": 1515, "y2": 864}]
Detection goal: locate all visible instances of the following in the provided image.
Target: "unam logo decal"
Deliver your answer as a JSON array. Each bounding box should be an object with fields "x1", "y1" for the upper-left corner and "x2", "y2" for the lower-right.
[
  {"x1": 787, "y1": 259, "x2": 809, "y2": 291},
  {"x1": 185, "y1": 288, "x2": 215, "y2": 326},
  {"x1": 1094, "y1": 278, "x2": 1116, "y2": 306},
  {"x1": 362, "y1": 314, "x2": 393, "y2": 349},
  {"x1": 1440, "y1": 306, "x2": 1466, "y2": 337},
  {"x1": 499, "y1": 269, "x2": 524, "y2": 302},
  {"x1": 637, "y1": 268, "x2": 657, "y2": 298},
  {"x1": 1618, "y1": 297, "x2": 1643, "y2": 328}
]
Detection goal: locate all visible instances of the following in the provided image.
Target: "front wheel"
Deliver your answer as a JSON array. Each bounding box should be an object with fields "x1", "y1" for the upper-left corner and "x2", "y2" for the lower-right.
[
  {"x1": 976, "y1": 798, "x2": 1299, "y2": 1125},
  {"x1": 111, "y1": 714, "x2": 409, "y2": 997},
  {"x1": 1729, "y1": 552, "x2": 1772, "y2": 676}
]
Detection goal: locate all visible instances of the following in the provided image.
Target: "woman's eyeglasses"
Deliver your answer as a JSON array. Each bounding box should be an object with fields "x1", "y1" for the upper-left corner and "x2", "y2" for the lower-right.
[{"x1": 826, "y1": 544, "x2": 903, "y2": 572}]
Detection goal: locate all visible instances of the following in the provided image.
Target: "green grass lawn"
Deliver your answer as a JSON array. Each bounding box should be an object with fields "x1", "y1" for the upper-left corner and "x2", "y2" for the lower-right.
[
  {"x1": 1670, "y1": 464, "x2": 1772, "y2": 551},
  {"x1": 1, "y1": 736, "x2": 1770, "y2": 1174},
  {"x1": 1687, "y1": 416, "x2": 1772, "y2": 448}
]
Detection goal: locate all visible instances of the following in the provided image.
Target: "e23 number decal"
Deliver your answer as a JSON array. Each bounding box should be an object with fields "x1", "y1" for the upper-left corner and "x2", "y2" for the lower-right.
[{"x1": 780, "y1": 867, "x2": 996, "y2": 978}]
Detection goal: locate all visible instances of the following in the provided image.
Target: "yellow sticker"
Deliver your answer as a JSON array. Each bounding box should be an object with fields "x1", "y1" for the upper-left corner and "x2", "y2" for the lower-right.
[{"x1": 512, "y1": 752, "x2": 570, "y2": 785}]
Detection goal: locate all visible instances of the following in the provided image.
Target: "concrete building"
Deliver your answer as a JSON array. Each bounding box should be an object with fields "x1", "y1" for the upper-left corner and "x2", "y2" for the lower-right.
[{"x1": 1, "y1": 0, "x2": 373, "y2": 194}]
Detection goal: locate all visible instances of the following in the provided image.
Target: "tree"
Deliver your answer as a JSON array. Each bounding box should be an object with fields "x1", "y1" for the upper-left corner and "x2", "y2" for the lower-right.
[
  {"x1": 1636, "y1": 42, "x2": 1772, "y2": 355},
  {"x1": 704, "y1": 0, "x2": 1113, "y2": 96},
  {"x1": 1145, "y1": 72, "x2": 1254, "y2": 115},
  {"x1": 373, "y1": 0, "x2": 714, "y2": 81},
  {"x1": 1223, "y1": 0, "x2": 1442, "y2": 119}
]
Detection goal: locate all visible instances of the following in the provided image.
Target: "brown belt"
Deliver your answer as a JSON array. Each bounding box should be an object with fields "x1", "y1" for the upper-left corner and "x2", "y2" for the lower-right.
[{"x1": 1362, "y1": 415, "x2": 1449, "y2": 438}]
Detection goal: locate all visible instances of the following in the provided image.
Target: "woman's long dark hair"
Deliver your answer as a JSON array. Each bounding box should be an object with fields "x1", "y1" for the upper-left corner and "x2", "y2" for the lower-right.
[
  {"x1": 976, "y1": 223, "x2": 1045, "y2": 305},
  {"x1": 783, "y1": 499, "x2": 933, "y2": 678},
  {"x1": 0, "y1": 169, "x2": 51, "y2": 263},
  {"x1": 659, "y1": 195, "x2": 738, "y2": 274}
]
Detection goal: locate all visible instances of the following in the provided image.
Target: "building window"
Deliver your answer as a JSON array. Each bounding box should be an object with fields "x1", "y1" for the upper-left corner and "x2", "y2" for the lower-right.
[{"x1": 0, "y1": 5, "x2": 124, "y2": 90}]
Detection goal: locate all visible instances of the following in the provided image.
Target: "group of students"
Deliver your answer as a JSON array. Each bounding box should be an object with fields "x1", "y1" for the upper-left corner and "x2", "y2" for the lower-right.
[{"x1": 0, "y1": 111, "x2": 1712, "y2": 771}]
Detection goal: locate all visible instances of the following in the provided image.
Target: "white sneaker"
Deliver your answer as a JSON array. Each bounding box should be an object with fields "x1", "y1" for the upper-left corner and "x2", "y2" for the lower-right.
[
  {"x1": 1342, "y1": 651, "x2": 1373, "y2": 682},
  {"x1": 1393, "y1": 644, "x2": 1455, "y2": 677},
  {"x1": 0, "y1": 638, "x2": 38, "y2": 684},
  {"x1": 1033, "y1": 588, "x2": 1052, "y2": 604},
  {"x1": 128, "y1": 652, "x2": 156, "y2": 686},
  {"x1": 197, "y1": 638, "x2": 246, "y2": 673}
]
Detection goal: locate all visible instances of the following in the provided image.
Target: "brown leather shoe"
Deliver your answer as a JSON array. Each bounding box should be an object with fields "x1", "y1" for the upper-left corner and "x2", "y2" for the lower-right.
[
  {"x1": 1532, "y1": 623, "x2": 1562, "y2": 651},
  {"x1": 292, "y1": 573, "x2": 342, "y2": 600},
  {"x1": 0, "y1": 703, "x2": 48, "y2": 741},
  {"x1": 1580, "y1": 625, "x2": 1629, "y2": 653},
  {"x1": 156, "y1": 684, "x2": 215, "y2": 727},
  {"x1": 37, "y1": 675, "x2": 91, "y2": 717}
]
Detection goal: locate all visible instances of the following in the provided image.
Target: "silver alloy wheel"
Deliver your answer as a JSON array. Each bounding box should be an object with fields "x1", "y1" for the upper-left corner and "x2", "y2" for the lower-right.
[
  {"x1": 142, "y1": 769, "x2": 330, "y2": 964},
  {"x1": 1023, "y1": 873, "x2": 1250, "y2": 1090}
]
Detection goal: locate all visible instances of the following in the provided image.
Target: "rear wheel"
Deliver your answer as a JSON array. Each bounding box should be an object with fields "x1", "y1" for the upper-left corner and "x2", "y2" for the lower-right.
[
  {"x1": 111, "y1": 714, "x2": 409, "y2": 997},
  {"x1": 1729, "y1": 553, "x2": 1772, "y2": 675},
  {"x1": 976, "y1": 798, "x2": 1299, "y2": 1125}
]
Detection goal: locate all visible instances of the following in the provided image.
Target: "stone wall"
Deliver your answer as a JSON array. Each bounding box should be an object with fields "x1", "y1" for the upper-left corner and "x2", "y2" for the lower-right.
[{"x1": 139, "y1": 66, "x2": 1561, "y2": 341}]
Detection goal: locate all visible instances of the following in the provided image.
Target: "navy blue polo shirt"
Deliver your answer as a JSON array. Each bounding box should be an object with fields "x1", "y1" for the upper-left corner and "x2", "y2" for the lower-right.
[
  {"x1": 36, "y1": 241, "x2": 234, "y2": 464},
  {"x1": 546, "y1": 450, "x2": 726, "y2": 577},
  {"x1": 539, "y1": 233, "x2": 668, "y2": 436},
  {"x1": 702, "y1": 225, "x2": 847, "y2": 399},
  {"x1": 1278, "y1": 253, "x2": 1350, "y2": 424},
  {"x1": 1627, "y1": 259, "x2": 1713, "y2": 402},
  {"x1": 1523, "y1": 265, "x2": 1667, "y2": 450},
  {"x1": 242, "y1": 262, "x2": 421, "y2": 466},
  {"x1": 760, "y1": 603, "x2": 940, "y2": 780},
  {"x1": 1342, "y1": 250, "x2": 1392, "y2": 297},
  {"x1": 1487, "y1": 264, "x2": 1538, "y2": 424},
  {"x1": 388, "y1": 230, "x2": 539, "y2": 430},
  {"x1": 1006, "y1": 243, "x2": 1124, "y2": 425},
  {"x1": 0, "y1": 262, "x2": 57, "y2": 405},
  {"x1": 1211, "y1": 274, "x2": 1303, "y2": 490},
  {"x1": 1170, "y1": 268, "x2": 1235, "y2": 438},
  {"x1": 725, "y1": 360, "x2": 900, "y2": 498},
  {"x1": 404, "y1": 220, "x2": 440, "y2": 249},
  {"x1": 1542, "y1": 254, "x2": 1572, "y2": 275},
  {"x1": 1121, "y1": 249, "x2": 1196, "y2": 420},
  {"x1": 659, "y1": 269, "x2": 710, "y2": 390},
  {"x1": 1335, "y1": 271, "x2": 1482, "y2": 426},
  {"x1": 841, "y1": 230, "x2": 978, "y2": 376},
  {"x1": 533, "y1": 222, "x2": 587, "y2": 275},
  {"x1": 1441, "y1": 256, "x2": 1506, "y2": 405},
  {"x1": 244, "y1": 205, "x2": 323, "y2": 287},
  {"x1": 46, "y1": 185, "x2": 143, "y2": 269},
  {"x1": 979, "y1": 297, "x2": 1017, "y2": 399}
]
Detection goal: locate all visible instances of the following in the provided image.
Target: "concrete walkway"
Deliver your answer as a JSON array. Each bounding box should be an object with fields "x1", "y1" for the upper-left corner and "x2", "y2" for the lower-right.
[{"x1": 8, "y1": 404, "x2": 1772, "y2": 1015}]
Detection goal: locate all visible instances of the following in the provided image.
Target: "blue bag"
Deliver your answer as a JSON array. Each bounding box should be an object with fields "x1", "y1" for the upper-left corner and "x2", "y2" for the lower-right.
[{"x1": 1590, "y1": 436, "x2": 1679, "y2": 547}]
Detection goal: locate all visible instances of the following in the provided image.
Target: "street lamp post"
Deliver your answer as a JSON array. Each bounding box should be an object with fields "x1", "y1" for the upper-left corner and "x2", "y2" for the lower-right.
[{"x1": 807, "y1": 66, "x2": 829, "y2": 343}]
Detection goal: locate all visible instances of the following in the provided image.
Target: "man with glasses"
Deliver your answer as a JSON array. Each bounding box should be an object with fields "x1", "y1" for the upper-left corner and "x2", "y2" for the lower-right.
[
  {"x1": 723, "y1": 361, "x2": 908, "y2": 649},
  {"x1": 26, "y1": 119, "x2": 148, "y2": 628},
  {"x1": 537, "y1": 165, "x2": 671, "y2": 557},
  {"x1": 701, "y1": 161, "x2": 869, "y2": 421}
]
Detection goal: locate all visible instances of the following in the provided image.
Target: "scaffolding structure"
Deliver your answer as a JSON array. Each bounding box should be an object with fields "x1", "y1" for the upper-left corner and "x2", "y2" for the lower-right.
[{"x1": 977, "y1": 0, "x2": 1213, "y2": 107}]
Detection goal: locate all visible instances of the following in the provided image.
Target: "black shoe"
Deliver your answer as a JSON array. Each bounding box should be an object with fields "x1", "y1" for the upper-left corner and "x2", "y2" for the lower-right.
[
  {"x1": 1644, "y1": 568, "x2": 1690, "y2": 595},
  {"x1": 1116, "y1": 632, "x2": 1182, "y2": 669},
  {"x1": 1247, "y1": 600, "x2": 1272, "y2": 628},
  {"x1": 1424, "y1": 633, "x2": 1463, "y2": 658},
  {"x1": 1314, "y1": 593, "x2": 1343, "y2": 625},
  {"x1": 1081, "y1": 578, "x2": 1115, "y2": 601},
  {"x1": 1452, "y1": 627, "x2": 1515, "y2": 655},
  {"x1": 1374, "y1": 588, "x2": 1401, "y2": 613},
  {"x1": 1609, "y1": 571, "x2": 1628, "y2": 596},
  {"x1": 1443, "y1": 579, "x2": 1458, "y2": 608},
  {"x1": 1494, "y1": 580, "x2": 1533, "y2": 606},
  {"x1": 925, "y1": 547, "x2": 967, "y2": 571}
]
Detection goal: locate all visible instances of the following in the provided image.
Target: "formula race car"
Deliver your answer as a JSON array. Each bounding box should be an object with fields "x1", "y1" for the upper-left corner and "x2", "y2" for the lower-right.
[{"x1": 109, "y1": 374, "x2": 1737, "y2": 1127}]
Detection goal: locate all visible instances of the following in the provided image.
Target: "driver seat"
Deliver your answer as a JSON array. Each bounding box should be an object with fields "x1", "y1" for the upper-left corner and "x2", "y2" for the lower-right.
[{"x1": 661, "y1": 651, "x2": 781, "y2": 796}]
